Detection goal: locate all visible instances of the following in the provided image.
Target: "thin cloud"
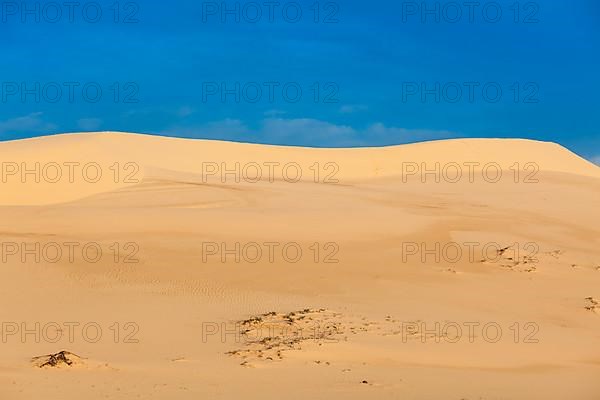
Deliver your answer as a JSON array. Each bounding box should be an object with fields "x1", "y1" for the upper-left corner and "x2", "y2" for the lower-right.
[
  {"x1": 258, "y1": 118, "x2": 456, "y2": 147},
  {"x1": 161, "y1": 118, "x2": 249, "y2": 140},
  {"x1": 77, "y1": 118, "x2": 103, "y2": 131},
  {"x1": 339, "y1": 104, "x2": 368, "y2": 114},
  {"x1": 177, "y1": 106, "x2": 196, "y2": 118},
  {"x1": 0, "y1": 112, "x2": 57, "y2": 136},
  {"x1": 161, "y1": 117, "x2": 458, "y2": 147},
  {"x1": 259, "y1": 118, "x2": 357, "y2": 146}
]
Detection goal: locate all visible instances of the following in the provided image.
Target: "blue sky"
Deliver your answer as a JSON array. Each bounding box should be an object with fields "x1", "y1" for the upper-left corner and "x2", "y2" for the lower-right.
[{"x1": 0, "y1": 0, "x2": 599, "y2": 161}]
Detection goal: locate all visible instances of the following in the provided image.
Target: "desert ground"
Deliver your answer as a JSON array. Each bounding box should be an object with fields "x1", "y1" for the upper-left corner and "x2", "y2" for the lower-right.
[{"x1": 0, "y1": 132, "x2": 599, "y2": 399}]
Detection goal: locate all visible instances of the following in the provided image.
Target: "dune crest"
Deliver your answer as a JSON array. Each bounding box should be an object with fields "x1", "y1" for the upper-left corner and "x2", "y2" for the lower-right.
[{"x1": 0, "y1": 132, "x2": 598, "y2": 206}]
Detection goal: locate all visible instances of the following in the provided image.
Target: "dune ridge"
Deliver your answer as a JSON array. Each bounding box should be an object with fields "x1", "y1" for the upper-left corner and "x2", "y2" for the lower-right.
[{"x1": 0, "y1": 132, "x2": 598, "y2": 206}]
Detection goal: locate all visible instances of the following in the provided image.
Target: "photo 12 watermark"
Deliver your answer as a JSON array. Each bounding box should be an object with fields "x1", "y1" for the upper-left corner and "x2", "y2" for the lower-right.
[
  {"x1": 201, "y1": 81, "x2": 340, "y2": 104},
  {"x1": 1, "y1": 321, "x2": 140, "y2": 344},
  {"x1": 400, "y1": 241, "x2": 539, "y2": 264},
  {"x1": 200, "y1": 161, "x2": 340, "y2": 184},
  {"x1": 1, "y1": 241, "x2": 140, "y2": 264},
  {"x1": 1, "y1": 81, "x2": 140, "y2": 104},
  {"x1": 400, "y1": 320, "x2": 540, "y2": 343},
  {"x1": 401, "y1": 81, "x2": 540, "y2": 104},
  {"x1": 201, "y1": 2, "x2": 340, "y2": 23},
  {"x1": 0, "y1": 161, "x2": 141, "y2": 184},
  {"x1": 0, "y1": 2, "x2": 140, "y2": 24},
  {"x1": 400, "y1": 162, "x2": 540, "y2": 183},
  {"x1": 400, "y1": 2, "x2": 540, "y2": 24},
  {"x1": 201, "y1": 241, "x2": 340, "y2": 264},
  {"x1": 201, "y1": 320, "x2": 341, "y2": 344}
]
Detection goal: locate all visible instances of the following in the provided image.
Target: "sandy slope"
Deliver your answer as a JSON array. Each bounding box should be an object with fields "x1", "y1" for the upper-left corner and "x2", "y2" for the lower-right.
[{"x1": 0, "y1": 132, "x2": 599, "y2": 399}]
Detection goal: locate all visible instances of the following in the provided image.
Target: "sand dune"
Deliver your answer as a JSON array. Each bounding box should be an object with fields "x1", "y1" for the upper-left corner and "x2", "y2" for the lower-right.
[
  {"x1": 1, "y1": 132, "x2": 598, "y2": 206},
  {"x1": 1, "y1": 133, "x2": 599, "y2": 399}
]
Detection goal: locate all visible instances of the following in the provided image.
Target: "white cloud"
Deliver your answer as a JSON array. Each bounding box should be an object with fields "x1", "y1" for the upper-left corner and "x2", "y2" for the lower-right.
[
  {"x1": 258, "y1": 118, "x2": 456, "y2": 147},
  {"x1": 364, "y1": 123, "x2": 456, "y2": 144},
  {"x1": 161, "y1": 118, "x2": 249, "y2": 140},
  {"x1": 0, "y1": 112, "x2": 57, "y2": 135},
  {"x1": 259, "y1": 118, "x2": 357, "y2": 146},
  {"x1": 177, "y1": 106, "x2": 195, "y2": 118},
  {"x1": 77, "y1": 118, "x2": 103, "y2": 131},
  {"x1": 161, "y1": 117, "x2": 457, "y2": 147}
]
